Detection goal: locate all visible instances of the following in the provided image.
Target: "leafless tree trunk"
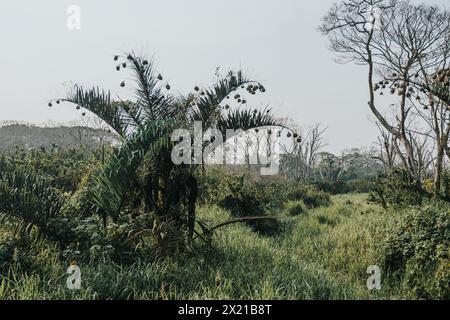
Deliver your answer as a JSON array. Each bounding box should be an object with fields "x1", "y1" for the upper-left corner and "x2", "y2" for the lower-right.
[
  {"x1": 411, "y1": 97, "x2": 450, "y2": 194},
  {"x1": 374, "y1": 122, "x2": 397, "y2": 172}
]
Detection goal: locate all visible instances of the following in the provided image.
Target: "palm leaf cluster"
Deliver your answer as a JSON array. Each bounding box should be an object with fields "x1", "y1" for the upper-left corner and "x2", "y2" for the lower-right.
[
  {"x1": 60, "y1": 51, "x2": 280, "y2": 208},
  {"x1": 89, "y1": 119, "x2": 176, "y2": 223},
  {"x1": 218, "y1": 107, "x2": 280, "y2": 136},
  {"x1": 0, "y1": 162, "x2": 65, "y2": 238}
]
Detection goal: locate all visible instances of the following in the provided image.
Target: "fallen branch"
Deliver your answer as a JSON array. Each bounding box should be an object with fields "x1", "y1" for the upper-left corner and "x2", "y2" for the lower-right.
[
  {"x1": 125, "y1": 216, "x2": 279, "y2": 244},
  {"x1": 192, "y1": 216, "x2": 278, "y2": 241}
]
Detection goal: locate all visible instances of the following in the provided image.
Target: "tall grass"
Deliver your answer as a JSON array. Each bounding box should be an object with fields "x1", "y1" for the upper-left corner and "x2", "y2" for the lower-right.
[{"x1": 0, "y1": 194, "x2": 411, "y2": 299}]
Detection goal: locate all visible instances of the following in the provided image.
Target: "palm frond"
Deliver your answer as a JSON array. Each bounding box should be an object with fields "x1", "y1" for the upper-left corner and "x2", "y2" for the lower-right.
[
  {"x1": 126, "y1": 54, "x2": 176, "y2": 120},
  {"x1": 190, "y1": 70, "x2": 251, "y2": 127},
  {"x1": 168, "y1": 94, "x2": 198, "y2": 127},
  {"x1": 218, "y1": 107, "x2": 283, "y2": 138},
  {"x1": 0, "y1": 166, "x2": 64, "y2": 237},
  {"x1": 89, "y1": 119, "x2": 176, "y2": 221},
  {"x1": 64, "y1": 85, "x2": 131, "y2": 137}
]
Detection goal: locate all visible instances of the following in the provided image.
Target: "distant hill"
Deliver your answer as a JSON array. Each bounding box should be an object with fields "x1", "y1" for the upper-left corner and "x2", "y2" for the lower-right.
[{"x1": 0, "y1": 123, "x2": 120, "y2": 152}]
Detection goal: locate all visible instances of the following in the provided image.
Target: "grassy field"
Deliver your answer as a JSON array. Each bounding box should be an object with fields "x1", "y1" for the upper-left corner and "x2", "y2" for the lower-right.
[{"x1": 0, "y1": 193, "x2": 411, "y2": 300}]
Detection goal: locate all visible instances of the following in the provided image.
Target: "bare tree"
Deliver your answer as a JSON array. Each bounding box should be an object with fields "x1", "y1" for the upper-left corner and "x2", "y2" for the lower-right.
[
  {"x1": 280, "y1": 124, "x2": 327, "y2": 182},
  {"x1": 409, "y1": 131, "x2": 434, "y2": 181},
  {"x1": 321, "y1": 0, "x2": 450, "y2": 182},
  {"x1": 374, "y1": 122, "x2": 397, "y2": 172}
]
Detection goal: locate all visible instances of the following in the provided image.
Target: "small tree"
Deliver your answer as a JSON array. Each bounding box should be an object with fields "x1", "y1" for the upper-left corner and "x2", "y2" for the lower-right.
[{"x1": 51, "y1": 52, "x2": 281, "y2": 254}]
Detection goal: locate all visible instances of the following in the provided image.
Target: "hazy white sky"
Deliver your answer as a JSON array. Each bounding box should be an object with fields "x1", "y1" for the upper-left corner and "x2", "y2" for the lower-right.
[{"x1": 0, "y1": 0, "x2": 448, "y2": 152}]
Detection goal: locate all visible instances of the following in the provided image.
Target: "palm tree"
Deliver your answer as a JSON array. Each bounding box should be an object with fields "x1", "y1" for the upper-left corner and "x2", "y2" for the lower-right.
[{"x1": 54, "y1": 52, "x2": 282, "y2": 254}]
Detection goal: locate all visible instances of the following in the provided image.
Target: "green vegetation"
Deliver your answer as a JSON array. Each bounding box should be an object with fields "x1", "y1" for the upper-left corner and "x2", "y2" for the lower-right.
[
  {"x1": 0, "y1": 194, "x2": 403, "y2": 299},
  {"x1": 382, "y1": 204, "x2": 450, "y2": 299},
  {"x1": 284, "y1": 200, "x2": 307, "y2": 216},
  {"x1": 2, "y1": 0, "x2": 450, "y2": 299},
  {"x1": 0, "y1": 51, "x2": 448, "y2": 301},
  {"x1": 0, "y1": 138, "x2": 449, "y2": 300},
  {"x1": 2, "y1": 193, "x2": 447, "y2": 300}
]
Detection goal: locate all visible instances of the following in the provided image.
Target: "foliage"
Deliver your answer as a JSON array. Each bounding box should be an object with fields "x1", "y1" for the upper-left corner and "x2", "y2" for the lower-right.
[
  {"x1": 382, "y1": 203, "x2": 450, "y2": 299},
  {"x1": 0, "y1": 236, "x2": 61, "y2": 277},
  {"x1": 1, "y1": 147, "x2": 102, "y2": 193},
  {"x1": 314, "y1": 178, "x2": 375, "y2": 194},
  {"x1": 197, "y1": 168, "x2": 230, "y2": 205},
  {"x1": 218, "y1": 175, "x2": 281, "y2": 236},
  {"x1": 0, "y1": 194, "x2": 427, "y2": 300},
  {"x1": 368, "y1": 167, "x2": 427, "y2": 208},
  {"x1": 0, "y1": 147, "x2": 108, "y2": 245},
  {"x1": 284, "y1": 200, "x2": 307, "y2": 216},
  {"x1": 201, "y1": 169, "x2": 332, "y2": 213},
  {"x1": 440, "y1": 170, "x2": 450, "y2": 200},
  {"x1": 0, "y1": 164, "x2": 68, "y2": 240},
  {"x1": 284, "y1": 184, "x2": 332, "y2": 208},
  {"x1": 88, "y1": 119, "x2": 175, "y2": 220}
]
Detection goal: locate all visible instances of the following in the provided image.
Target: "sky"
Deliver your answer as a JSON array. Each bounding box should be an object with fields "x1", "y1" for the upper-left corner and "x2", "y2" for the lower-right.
[{"x1": 0, "y1": 0, "x2": 448, "y2": 153}]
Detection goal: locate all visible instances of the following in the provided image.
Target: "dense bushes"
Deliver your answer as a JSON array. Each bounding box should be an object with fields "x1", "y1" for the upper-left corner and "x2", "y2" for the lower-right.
[
  {"x1": 0, "y1": 147, "x2": 103, "y2": 193},
  {"x1": 368, "y1": 167, "x2": 427, "y2": 208},
  {"x1": 218, "y1": 175, "x2": 281, "y2": 236},
  {"x1": 211, "y1": 173, "x2": 332, "y2": 235},
  {"x1": 382, "y1": 204, "x2": 450, "y2": 299},
  {"x1": 313, "y1": 178, "x2": 374, "y2": 195},
  {"x1": 284, "y1": 200, "x2": 307, "y2": 216},
  {"x1": 0, "y1": 149, "x2": 103, "y2": 243},
  {"x1": 313, "y1": 180, "x2": 347, "y2": 194},
  {"x1": 200, "y1": 170, "x2": 332, "y2": 213},
  {"x1": 313, "y1": 179, "x2": 374, "y2": 194},
  {"x1": 197, "y1": 168, "x2": 230, "y2": 205},
  {"x1": 283, "y1": 184, "x2": 331, "y2": 208}
]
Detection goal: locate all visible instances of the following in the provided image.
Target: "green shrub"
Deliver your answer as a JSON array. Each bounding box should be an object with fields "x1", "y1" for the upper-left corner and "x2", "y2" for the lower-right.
[
  {"x1": 368, "y1": 167, "x2": 427, "y2": 208},
  {"x1": 382, "y1": 204, "x2": 450, "y2": 299},
  {"x1": 441, "y1": 170, "x2": 450, "y2": 200},
  {"x1": 285, "y1": 185, "x2": 332, "y2": 208},
  {"x1": 0, "y1": 237, "x2": 17, "y2": 272},
  {"x1": 197, "y1": 168, "x2": 230, "y2": 205},
  {"x1": 313, "y1": 179, "x2": 374, "y2": 194},
  {"x1": 345, "y1": 178, "x2": 373, "y2": 193},
  {"x1": 209, "y1": 174, "x2": 332, "y2": 235},
  {"x1": 315, "y1": 214, "x2": 339, "y2": 227},
  {"x1": 313, "y1": 180, "x2": 347, "y2": 194},
  {"x1": 200, "y1": 170, "x2": 332, "y2": 212},
  {"x1": 218, "y1": 175, "x2": 281, "y2": 236},
  {"x1": 252, "y1": 180, "x2": 287, "y2": 210},
  {"x1": 2, "y1": 147, "x2": 102, "y2": 193},
  {"x1": 284, "y1": 200, "x2": 307, "y2": 216}
]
